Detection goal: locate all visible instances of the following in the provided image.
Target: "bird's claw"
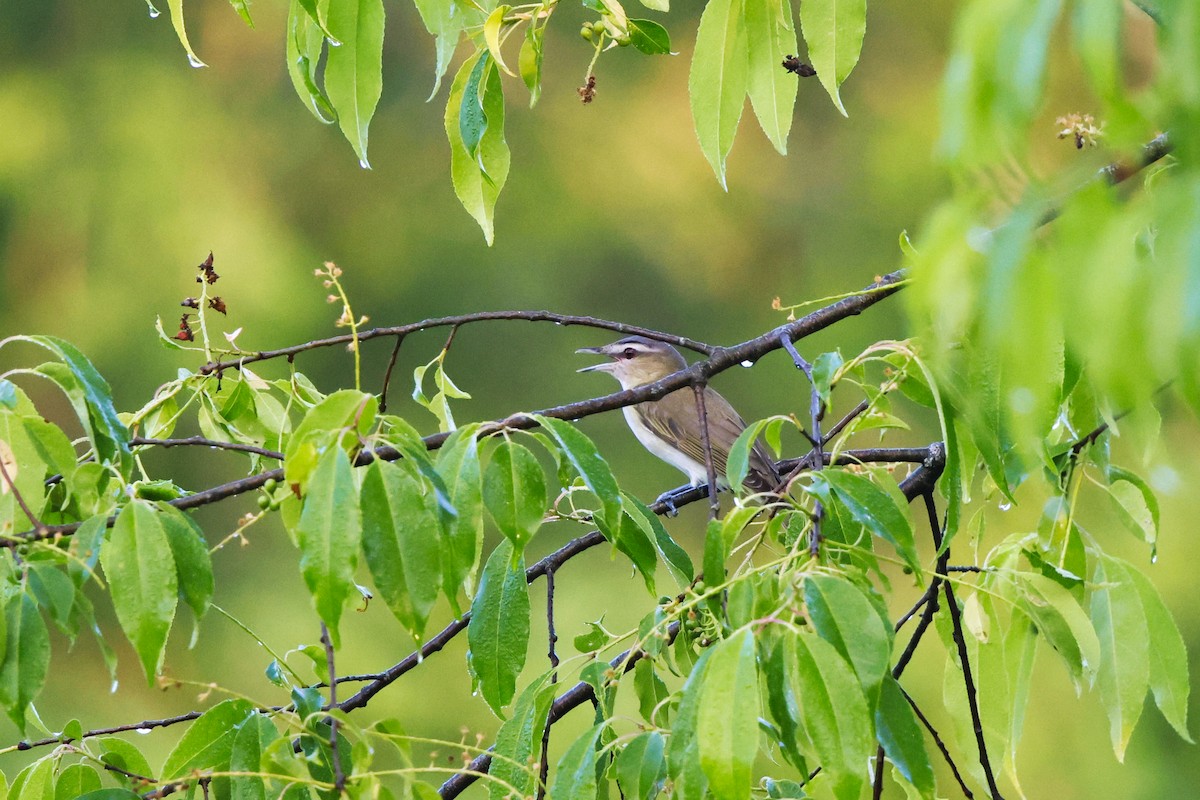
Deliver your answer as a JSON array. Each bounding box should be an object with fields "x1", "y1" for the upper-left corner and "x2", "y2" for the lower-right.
[{"x1": 655, "y1": 489, "x2": 681, "y2": 517}]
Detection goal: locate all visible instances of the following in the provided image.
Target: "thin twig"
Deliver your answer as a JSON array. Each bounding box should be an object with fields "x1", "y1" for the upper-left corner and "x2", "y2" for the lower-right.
[
  {"x1": 902, "y1": 686, "x2": 975, "y2": 799},
  {"x1": 0, "y1": 453, "x2": 45, "y2": 534},
  {"x1": 131, "y1": 436, "x2": 284, "y2": 460},
  {"x1": 778, "y1": 333, "x2": 824, "y2": 556},
  {"x1": 378, "y1": 334, "x2": 406, "y2": 413},
  {"x1": 822, "y1": 399, "x2": 869, "y2": 443},
  {"x1": 692, "y1": 383, "x2": 721, "y2": 520},
  {"x1": 872, "y1": 743, "x2": 886, "y2": 800},
  {"x1": 199, "y1": 312, "x2": 719, "y2": 376},
  {"x1": 320, "y1": 624, "x2": 345, "y2": 794},
  {"x1": 536, "y1": 567, "x2": 559, "y2": 800}
]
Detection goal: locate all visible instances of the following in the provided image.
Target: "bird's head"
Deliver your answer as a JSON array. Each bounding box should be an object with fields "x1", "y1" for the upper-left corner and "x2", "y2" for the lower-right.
[{"x1": 576, "y1": 336, "x2": 688, "y2": 389}]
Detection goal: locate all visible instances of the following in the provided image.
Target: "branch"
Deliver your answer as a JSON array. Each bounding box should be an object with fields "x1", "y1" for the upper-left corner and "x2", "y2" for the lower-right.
[
  {"x1": 199, "y1": 312, "x2": 719, "y2": 376},
  {"x1": 9, "y1": 271, "x2": 908, "y2": 548},
  {"x1": 438, "y1": 622, "x2": 682, "y2": 800},
  {"x1": 131, "y1": 436, "x2": 284, "y2": 460}
]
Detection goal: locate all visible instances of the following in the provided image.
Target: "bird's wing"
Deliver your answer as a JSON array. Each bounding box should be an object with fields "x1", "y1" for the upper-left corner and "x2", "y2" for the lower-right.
[{"x1": 637, "y1": 387, "x2": 778, "y2": 487}]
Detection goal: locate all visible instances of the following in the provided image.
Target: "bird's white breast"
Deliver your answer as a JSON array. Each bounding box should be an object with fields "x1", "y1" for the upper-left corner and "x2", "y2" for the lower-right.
[{"x1": 622, "y1": 405, "x2": 711, "y2": 486}]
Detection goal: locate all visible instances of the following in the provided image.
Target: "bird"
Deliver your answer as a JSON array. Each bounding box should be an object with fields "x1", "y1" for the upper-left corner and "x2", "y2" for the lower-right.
[{"x1": 576, "y1": 335, "x2": 779, "y2": 507}]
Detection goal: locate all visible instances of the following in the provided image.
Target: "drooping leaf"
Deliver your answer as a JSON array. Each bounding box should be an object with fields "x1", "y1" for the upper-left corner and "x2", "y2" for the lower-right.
[
  {"x1": 437, "y1": 424, "x2": 484, "y2": 605},
  {"x1": 744, "y1": 0, "x2": 797, "y2": 152},
  {"x1": 229, "y1": 711, "x2": 281, "y2": 800},
  {"x1": 1126, "y1": 564, "x2": 1192, "y2": 742},
  {"x1": 161, "y1": 699, "x2": 255, "y2": 779},
  {"x1": 490, "y1": 671, "x2": 557, "y2": 800},
  {"x1": 1014, "y1": 571, "x2": 1100, "y2": 690},
  {"x1": 697, "y1": 630, "x2": 759, "y2": 800},
  {"x1": 615, "y1": 731, "x2": 667, "y2": 800},
  {"x1": 0, "y1": 593, "x2": 49, "y2": 731},
  {"x1": 874, "y1": 676, "x2": 934, "y2": 798},
  {"x1": 548, "y1": 723, "x2": 606, "y2": 800},
  {"x1": 689, "y1": 0, "x2": 748, "y2": 188},
  {"x1": 809, "y1": 469, "x2": 920, "y2": 574},
  {"x1": 166, "y1": 0, "x2": 207, "y2": 67},
  {"x1": 667, "y1": 647, "x2": 714, "y2": 800},
  {"x1": 799, "y1": 0, "x2": 866, "y2": 115},
  {"x1": 324, "y1": 0, "x2": 385, "y2": 167},
  {"x1": 791, "y1": 631, "x2": 873, "y2": 800},
  {"x1": 101, "y1": 502, "x2": 177, "y2": 685},
  {"x1": 803, "y1": 573, "x2": 892, "y2": 697},
  {"x1": 1090, "y1": 556, "x2": 1150, "y2": 760},
  {"x1": 286, "y1": 0, "x2": 337, "y2": 122},
  {"x1": 360, "y1": 460, "x2": 443, "y2": 640},
  {"x1": 519, "y1": 23, "x2": 545, "y2": 106},
  {"x1": 483, "y1": 439, "x2": 547, "y2": 550},
  {"x1": 534, "y1": 415, "x2": 623, "y2": 529},
  {"x1": 414, "y1": 0, "x2": 464, "y2": 98},
  {"x1": 294, "y1": 447, "x2": 362, "y2": 646},
  {"x1": 158, "y1": 505, "x2": 214, "y2": 624},
  {"x1": 445, "y1": 50, "x2": 511, "y2": 244},
  {"x1": 467, "y1": 540, "x2": 530, "y2": 715}
]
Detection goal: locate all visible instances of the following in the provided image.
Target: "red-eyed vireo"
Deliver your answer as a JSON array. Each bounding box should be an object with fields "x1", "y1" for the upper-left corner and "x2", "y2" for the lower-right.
[{"x1": 577, "y1": 336, "x2": 779, "y2": 504}]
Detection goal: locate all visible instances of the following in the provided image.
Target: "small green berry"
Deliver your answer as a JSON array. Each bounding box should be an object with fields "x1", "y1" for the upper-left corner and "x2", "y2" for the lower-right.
[
  {"x1": 257, "y1": 494, "x2": 270, "y2": 510},
  {"x1": 617, "y1": 35, "x2": 631, "y2": 46},
  {"x1": 264, "y1": 478, "x2": 278, "y2": 493},
  {"x1": 580, "y1": 25, "x2": 593, "y2": 41},
  {"x1": 592, "y1": 20, "x2": 606, "y2": 34}
]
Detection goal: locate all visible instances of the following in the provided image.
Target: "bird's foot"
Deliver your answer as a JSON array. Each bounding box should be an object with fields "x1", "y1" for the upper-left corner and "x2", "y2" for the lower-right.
[{"x1": 655, "y1": 487, "x2": 684, "y2": 517}]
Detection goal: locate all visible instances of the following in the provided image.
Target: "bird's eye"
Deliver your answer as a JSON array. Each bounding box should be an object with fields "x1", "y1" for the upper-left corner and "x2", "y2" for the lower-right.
[{"x1": 623, "y1": 347, "x2": 637, "y2": 359}]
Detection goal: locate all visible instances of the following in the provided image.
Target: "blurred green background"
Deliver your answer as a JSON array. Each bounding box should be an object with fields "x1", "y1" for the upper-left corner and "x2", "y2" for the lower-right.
[{"x1": 0, "y1": 1, "x2": 1194, "y2": 797}]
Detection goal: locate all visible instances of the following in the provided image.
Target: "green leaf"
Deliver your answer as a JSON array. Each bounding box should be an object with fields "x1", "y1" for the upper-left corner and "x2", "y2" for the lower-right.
[
  {"x1": 628, "y1": 18, "x2": 672, "y2": 54},
  {"x1": 230, "y1": 711, "x2": 281, "y2": 800},
  {"x1": 467, "y1": 540, "x2": 530, "y2": 715},
  {"x1": 759, "y1": 629, "x2": 807, "y2": 771},
  {"x1": 68, "y1": 515, "x2": 108, "y2": 588},
  {"x1": 483, "y1": 439, "x2": 547, "y2": 550},
  {"x1": 360, "y1": 460, "x2": 443, "y2": 640},
  {"x1": 726, "y1": 416, "x2": 785, "y2": 492},
  {"x1": 798, "y1": 0, "x2": 866, "y2": 115},
  {"x1": 534, "y1": 416, "x2": 623, "y2": 529},
  {"x1": 283, "y1": 389, "x2": 376, "y2": 491},
  {"x1": 1127, "y1": 565, "x2": 1192, "y2": 742},
  {"x1": 633, "y1": 659, "x2": 670, "y2": 725},
  {"x1": 13, "y1": 758, "x2": 54, "y2": 800},
  {"x1": 413, "y1": 0, "x2": 463, "y2": 98},
  {"x1": 228, "y1": 0, "x2": 254, "y2": 25},
  {"x1": 0, "y1": 593, "x2": 48, "y2": 731},
  {"x1": 623, "y1": 493, "x2": 693, "y2": 585},
  {"x1": 744, "y1": 0, "x2": 797, "y2": 152},
  {"x1": 75, "y1": 791, "x2": 141, "y2": 800},
  {"x1": 459, "y1": 51, "x2": 492, "y2": 156},
  {"x1": 286, "y1": 0, "x2": 337, "y2": 122},
  {"x1": 162, "y1": 699, "x2": 255, "y2": 778},
  {"x1": 101, "y1": 502, "x2": 177, "y2": 685},
  {"x1": 803, "y1": 573, "x2": 892, "y2": 697},
  {"x1": 445, "y1": 49, "x2": 511, "y2": 244},
  {"x1": 689, "y1": 0, "x2": 748, "y2": 188},
  {"x1": 55, "y1": 764, "x2": 102, "y2": 800},
  {"x1": 1104, "y1": 466, "x2": 1160, "y2": 557},
  {"x1": 792, "y1": 631, "x2": 872, "y2": 800},
  {"x1": 809, "y1": 469, "x2": 920, "y2": 574},
  {"x1": 1014, "y1": 571, "x2": 1100, "y2": 690},
  {"x1": 874, "y1": 676, "x2": 934, "y2": 798},
  {"x1": 614, "y1": 512, "x2": 659, "y2": 594},
  {"x1": 519, "y1": 23, "x2": 545, "y2": 105},
  {"x1": 158, "y1": 506, "x2": 214, "y2": 624},
  {"x1": 483, "y1": 6, "x2": 517, "y2": 77},
  {"x1": 324, "y1": 0, "x2": 385, "y2": 167},
  {"x1": 697, "y1": 630, "x2": 759, "y2": 800},
  {"x1": 27, "y1": 564, "x2": 75, "y2": 638},
  {"x1": 2, "y1": 336, "x2": 131, "y2": 475},
  {"x1": 437, "y1": 425, "x2": 484, "y2": 604},
  {"x1": 166, "y1": 0, "x2": 207, "y2": 66},
  {"x1": 667, "y1": 647, "x2": 714, "y2": 800},
  {"x1": 294, "y1": 447, "x2": 361, "y2": 646},
  {"x1": 95, "y1": 737, "x2": 153, "y2": 788},
  {"x1": 1090, "y1": 555, "x2": 1150, "y2": 760},
  {"x1": 616, "y1": 731, "x2": 667, "y2": 800},
  {"x1": 549, "y1": 723, "x2": 606, "y2": 800},
  {"x1": 490, "y1": 671, "x2": 557, "y2": 800}
]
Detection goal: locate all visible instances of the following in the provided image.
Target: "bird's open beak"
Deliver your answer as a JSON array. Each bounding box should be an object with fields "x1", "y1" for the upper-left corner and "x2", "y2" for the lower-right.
[{"x1": 576, "y1": 346, "x2": 615, "y2": 373}]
